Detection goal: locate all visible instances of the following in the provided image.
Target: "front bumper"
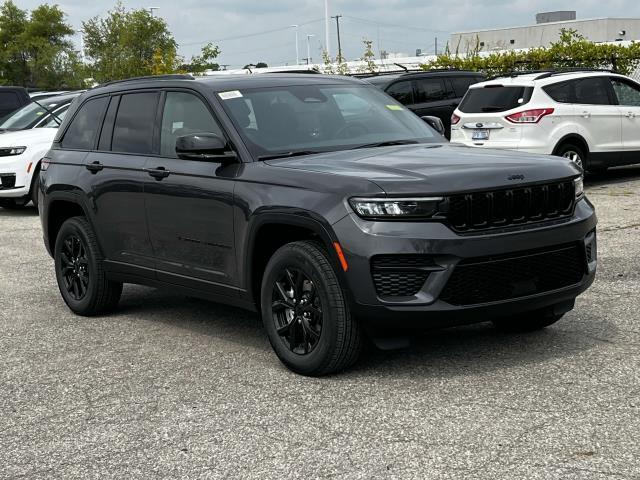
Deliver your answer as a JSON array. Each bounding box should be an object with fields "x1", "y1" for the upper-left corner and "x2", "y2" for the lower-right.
[
  {"x1": 332, "y1": 198, "x2": 597, "y2": 330},
  {"x1": 0, "y1": 155, "x2": 30, "y2": 198}
]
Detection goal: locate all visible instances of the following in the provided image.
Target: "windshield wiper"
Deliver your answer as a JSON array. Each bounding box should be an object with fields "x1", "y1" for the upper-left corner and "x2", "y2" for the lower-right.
[
  {"x1": 257, "y1": 150, "x2": 323, "y2": 161},
  {"x1": 350, "y1": 139, "x2": 419, "y2": 150},
  {"x1": 32, "y1": 99, "x2": 62, "y2": 126}
]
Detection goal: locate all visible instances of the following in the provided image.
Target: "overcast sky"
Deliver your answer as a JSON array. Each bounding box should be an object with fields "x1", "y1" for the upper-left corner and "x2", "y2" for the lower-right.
[{"x1": 18, "y1": 0, "x2": 640, "y2": 67}]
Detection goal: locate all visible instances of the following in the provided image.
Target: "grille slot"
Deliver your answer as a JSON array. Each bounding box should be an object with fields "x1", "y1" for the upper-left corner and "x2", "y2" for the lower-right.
[
  {"x1": 440, "y1": 243, "x2": 586, "y2": 306},
  {"x1": 448, "y1": 180, "x2": 575, "y2": 232},
  {"x1": 371, "y1": 255, "x2": 432, "y2": 297},
  {"x1": 0, "y1": 174, "x2": 16, "y2": 189}
]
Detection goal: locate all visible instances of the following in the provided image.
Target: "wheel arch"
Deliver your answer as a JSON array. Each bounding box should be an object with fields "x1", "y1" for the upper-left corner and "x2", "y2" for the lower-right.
[
  {"x1": 552, "y1": 134, "x2": 590, "y2": 157},
  {"x1": 45, "y1": 193, "x2": 93, "y2": 256},
  {"x1": 243, "y1": 211, "x2": 347, "y2": 307}
]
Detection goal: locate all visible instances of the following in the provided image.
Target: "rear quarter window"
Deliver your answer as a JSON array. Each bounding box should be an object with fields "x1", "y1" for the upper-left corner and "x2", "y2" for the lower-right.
[
  {"x1": 458, "y1": 86, "x2": 533, "y2": 113},
  {"x1": 60, "y1": 97, "x2": 109, "y2": 150}
]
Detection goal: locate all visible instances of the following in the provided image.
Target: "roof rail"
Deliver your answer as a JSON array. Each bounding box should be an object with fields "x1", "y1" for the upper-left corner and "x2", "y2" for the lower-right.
[
  {"x1": 353, "y1": 67, "x2": 472, "y2": 78},
  {"x1": 95, "y1": 74, "x2": 195, "y2": 89},
  {"x1": 485, "y1": 70, "x2": 551, "y2": 81},
  {"x1": 535, "y1": 68, "x2": 614, "y2": 80}
]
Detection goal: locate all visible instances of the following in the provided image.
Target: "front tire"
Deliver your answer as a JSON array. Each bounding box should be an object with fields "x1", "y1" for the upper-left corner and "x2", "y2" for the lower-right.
[
  {"x1": 555, "y1": 143, "x2": 586, "y2": 170},
  {"x1": 54, "y1": 216, "x2": 122, "y2": 316},
  {"x1": 260, "y1": 240, "x2": 362, "y2": 376}
]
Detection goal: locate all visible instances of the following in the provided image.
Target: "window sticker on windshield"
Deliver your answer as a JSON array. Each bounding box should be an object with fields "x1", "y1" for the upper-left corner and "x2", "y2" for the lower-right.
[
  {"x1": 386, "y1": 104, "x2": 403, "y2": 111},
  {"x1": 172, "y1": 121, "x2": 183, "y2": 131},
  {"x1": 218, "y1": 90, "x2": 243, "y2": 100}
]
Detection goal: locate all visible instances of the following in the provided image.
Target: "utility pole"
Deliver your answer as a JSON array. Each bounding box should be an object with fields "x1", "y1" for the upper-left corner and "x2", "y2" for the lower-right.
[
  {"x1": 324, "y1": 0, "x2": 330, "y2": 56},
  {"x1": 332, "y1": 15, "x2": 343, "y2": 61},
  {"x1": 148, "y1": 6, "x2": 159, "y2": 16},
  {"x1": 435, "y1": 37, "x2": 438, "y2": 56}
]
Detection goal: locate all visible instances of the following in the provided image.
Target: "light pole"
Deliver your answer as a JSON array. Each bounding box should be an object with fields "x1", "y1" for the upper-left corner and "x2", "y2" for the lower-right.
[
  {"x1": 291, "y1": 24, "x2": 299, "y2": 65},
  {"x1": 148, "y1": 6, "x2": 159, "y2": 16},
  {"x1": 324, "y1": 0, "x2": 330, "y2": 56},
  {"x1": 306, "y1": 34, "x2": 315, "y2": 65}
]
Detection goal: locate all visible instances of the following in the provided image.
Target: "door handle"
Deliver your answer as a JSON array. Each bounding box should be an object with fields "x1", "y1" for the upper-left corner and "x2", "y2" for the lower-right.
[
  {"x1": 85, "y1": 161, "x2": 103, "y2": 173},
  {"x1": 581, "y1": 111, "x2": 591, "y2": 118},
  {"x1": 144, "y1": 166, "x2": 171, "y2": 180}
]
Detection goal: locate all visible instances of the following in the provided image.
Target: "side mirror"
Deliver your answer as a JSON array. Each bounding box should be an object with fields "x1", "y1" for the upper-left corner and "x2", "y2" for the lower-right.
[
  {"x1": 421, "y1": 116, "x2": 446, "y2": 136},
  {"x1": 175, "y1": 133, "x2": 237, "y2": 163}
]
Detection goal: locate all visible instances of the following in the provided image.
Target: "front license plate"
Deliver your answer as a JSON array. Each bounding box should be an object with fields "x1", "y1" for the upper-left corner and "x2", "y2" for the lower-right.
[{"x1": 472, "y1": 129, "x2": 490, "y2": 141}]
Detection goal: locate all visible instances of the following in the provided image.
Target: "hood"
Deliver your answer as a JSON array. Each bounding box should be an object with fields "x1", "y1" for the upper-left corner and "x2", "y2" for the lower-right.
[
  {"x1": 0, "y1": 128, "x2": 57, "y2": 148},
  {"x1": 265, "y1": 144, "x2": 581, "y2": 195}
]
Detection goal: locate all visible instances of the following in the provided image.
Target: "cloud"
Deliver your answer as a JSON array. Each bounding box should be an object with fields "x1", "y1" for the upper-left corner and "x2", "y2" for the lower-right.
[{"x1": 15, "y1": 0, "x2": 640, "y2": 67}]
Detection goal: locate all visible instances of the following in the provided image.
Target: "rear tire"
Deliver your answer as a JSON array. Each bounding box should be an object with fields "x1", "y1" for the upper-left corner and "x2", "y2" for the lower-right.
[
  {"x1": 54, "y1": 216, "x2": 122, "y2": 316},
  {"x1": 492, "y1": 309, "x2": 564, "y2": 333},
  {"x1": 29, "y1": 168, "x2": 40, "y2": 209},
  {"x1": 260, "y1": 240, "x2": 362, "y2": 376}
]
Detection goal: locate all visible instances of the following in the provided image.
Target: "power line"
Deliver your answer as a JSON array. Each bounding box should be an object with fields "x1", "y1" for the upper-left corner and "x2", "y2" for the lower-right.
[
  {"x1": 180, "y1": 17, "x2": 324, "y2": 47},
  {"x1": 343, "y1": 15, "x2": 450, "y2": 34}
]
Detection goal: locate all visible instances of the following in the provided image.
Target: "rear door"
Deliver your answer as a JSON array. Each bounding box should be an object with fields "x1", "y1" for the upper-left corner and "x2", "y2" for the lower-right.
[
  {"x1": 571, "y1": 76, "x2": 622, "y2": 161},
  {"x1": 144, "y1": 89, "x2": 237, "y2": 290},
  {"x1": 79, "y1": 91, "x2": 160, "y2": 272},
  {"x1": 411, "y1": 77, "x2": 457, "y2": 128},
  {"x1": 609, "y1": 76, "x2": 640, "y2": 163}
]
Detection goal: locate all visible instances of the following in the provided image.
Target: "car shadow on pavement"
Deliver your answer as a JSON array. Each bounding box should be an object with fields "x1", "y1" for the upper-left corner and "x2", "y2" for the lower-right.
[
  {"x1": 0, "y1": 205, "x2": 38, "y2": 216},
  {"x1": 114, "y1": 285, "x2": 614, "y2": 379},
  {"x1": 585, "y1": 164, "x2": 640, "y2": 187}
]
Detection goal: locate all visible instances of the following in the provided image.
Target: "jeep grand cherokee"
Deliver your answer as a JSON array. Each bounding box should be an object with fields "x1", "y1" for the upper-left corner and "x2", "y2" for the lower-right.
[{"x1": 38, "y1": 74, "x2": 597, "y2": 376}]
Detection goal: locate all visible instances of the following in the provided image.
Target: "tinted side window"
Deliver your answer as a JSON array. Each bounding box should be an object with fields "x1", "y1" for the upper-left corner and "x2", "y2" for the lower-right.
[
  {"x1": 160, "y1": 92, "x2": 223, "y2": 158},
  {"x1": 415, "y1": 78, "x2": 452, "y2": 103},
  {"x1": 544, "y1": 81, "x2": 574, "y2": 103},
  {"x1": 573, "y1": 78, "x2": 611, "y2": 105},
  {"x1": 112, "y1": 92, "x2": 159, "y2": 154},
  {"x1": 450, "y1": 76, "x2": 482, "y2": 97},
  {"x1": 61, "y1": 97, "x2": 109, "y2": 150},
  {"x1": 0, "y1": 92, "x2": 21, "y2": 111},
  {"x1": 610, "y1": 78, "x2": 640, "y2": 106},
  {"x1": 386, "y1": 81, "x2": 413, "y2": 104}
]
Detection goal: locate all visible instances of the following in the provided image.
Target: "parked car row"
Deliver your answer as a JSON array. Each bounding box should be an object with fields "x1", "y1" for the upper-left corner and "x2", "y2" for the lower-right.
[
  {"x1": 0, "y1": 92, "x2": 82, "y2": 209},
  {"x1": 35, "y1": 73, "x2": 596, "y2": 376}
]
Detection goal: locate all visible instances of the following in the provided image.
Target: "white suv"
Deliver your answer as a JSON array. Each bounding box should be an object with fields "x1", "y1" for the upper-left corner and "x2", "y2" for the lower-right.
[{"x1": 450, "y1": 70, "x2": 640, "y2": 172}]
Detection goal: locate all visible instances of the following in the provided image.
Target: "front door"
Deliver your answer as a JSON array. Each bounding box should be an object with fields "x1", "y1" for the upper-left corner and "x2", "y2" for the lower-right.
[
  {"x1": 609, "y1": 76, "x2": 640, "y2": 164},
  {"x1": 144, "y1": 90, "x2": 237, "y2": 290}
]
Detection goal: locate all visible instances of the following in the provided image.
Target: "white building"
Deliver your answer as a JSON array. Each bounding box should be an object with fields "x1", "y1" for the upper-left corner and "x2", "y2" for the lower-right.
[{"x1": 451, "y1": 12, "x2": 640, "y2": 52}]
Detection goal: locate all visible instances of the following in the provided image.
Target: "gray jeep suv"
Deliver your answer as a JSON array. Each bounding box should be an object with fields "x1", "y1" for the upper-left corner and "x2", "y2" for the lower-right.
[{"x1": 39, "y1": 74, "x2": 597, "y2": 376}]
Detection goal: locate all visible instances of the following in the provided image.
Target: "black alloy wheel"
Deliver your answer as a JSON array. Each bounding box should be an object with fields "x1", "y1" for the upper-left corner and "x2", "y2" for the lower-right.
[
  {"x1": 271, "y1": 267, "x2": 323, "y2": 355},
  {"x1": 59, "y1": 234, "x2": 90, "y2": 301}
]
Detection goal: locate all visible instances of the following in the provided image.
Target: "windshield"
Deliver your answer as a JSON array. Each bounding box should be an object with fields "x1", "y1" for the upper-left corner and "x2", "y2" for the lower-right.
[
  {"x1": 0, "y1": 98, "x2": 69, "y2": 130},
  {"x1": 219, "y1": 84, "x2": 442, "y2": 157}
]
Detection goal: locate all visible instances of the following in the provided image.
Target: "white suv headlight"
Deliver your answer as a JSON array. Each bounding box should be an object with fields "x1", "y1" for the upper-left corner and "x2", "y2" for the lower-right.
[
  {"x1": 574, "y1": 176, "x2": 584, "y2": 198},
  {"x1": 349, "y1": 197, "x2": 443, "y2": 219},
  {"x1": 0, "y1": 146, "x2": 27, "y2": 157}
]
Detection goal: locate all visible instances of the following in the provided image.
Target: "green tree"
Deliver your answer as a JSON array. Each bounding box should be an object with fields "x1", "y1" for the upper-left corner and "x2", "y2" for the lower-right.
[
  {"x1": 0, "y1": 1, "x2": 81, "y2": 88},
  {"x1": 82, "y1": 2, "x2": 180, "y2": 82},
  {"x1": 184, "y1": 42, "x2": 221, "y2": 75},
  {"x1": 357, "y1": 39, "x2": 378, "y2": 74}
]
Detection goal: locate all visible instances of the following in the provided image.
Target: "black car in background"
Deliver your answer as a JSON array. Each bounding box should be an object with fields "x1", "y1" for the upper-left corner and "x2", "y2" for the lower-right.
[
  {"x1": 0, "y1": 86, "x2": 31, "y2": 120},
  {"x1": 39, "y1": 74, "x2": 595, "y2": 376},
  {"x1": 365, "y1": 70, "x2": 485, "y2": 137}
]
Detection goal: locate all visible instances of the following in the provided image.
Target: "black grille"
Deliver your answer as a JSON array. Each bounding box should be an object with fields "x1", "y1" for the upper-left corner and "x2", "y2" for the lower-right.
[
  {"x1": 447, "y1": 180, "x2": 575, "y2": 232},
  {"x1": 0, "y1": 174, "x2": 16, "y2": 189},
  {"x1": 371, "y1": 255, "x2": 431, "y2": 297},
  {"x1": 440, "y1": 243, "x2": 586, "y2": 306}
]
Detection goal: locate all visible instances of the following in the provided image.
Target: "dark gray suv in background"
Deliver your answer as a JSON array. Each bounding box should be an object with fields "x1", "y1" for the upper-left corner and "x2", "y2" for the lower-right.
[{"x1": 39, "y1": 74, "x2": 597, "y2": 376}]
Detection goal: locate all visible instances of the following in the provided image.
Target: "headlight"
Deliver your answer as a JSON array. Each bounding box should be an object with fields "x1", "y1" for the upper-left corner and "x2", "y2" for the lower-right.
[
  {"x1": 0, "y1": 146, "x2": 26, "y2": 157},
  {"x1": 349, "y1": 197, "x2": 443, "y2": 219},
  {"x1": 574, "y1": 176, "x2": 584, "y2": 198}
]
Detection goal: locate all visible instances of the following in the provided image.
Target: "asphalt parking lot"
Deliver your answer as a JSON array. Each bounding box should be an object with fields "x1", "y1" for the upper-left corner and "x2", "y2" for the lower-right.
[{"x1": 1, "y1": 168, "x2": 639, "y2": 480}]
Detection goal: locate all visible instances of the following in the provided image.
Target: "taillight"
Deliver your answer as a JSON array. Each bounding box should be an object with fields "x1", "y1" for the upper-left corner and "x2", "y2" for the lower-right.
[
  {"x1": 451, "y1": 113, "x2": 461, "y2": 125},
  {"x1": 505, "y1": 108, "x2": 554, "y2": 124}
]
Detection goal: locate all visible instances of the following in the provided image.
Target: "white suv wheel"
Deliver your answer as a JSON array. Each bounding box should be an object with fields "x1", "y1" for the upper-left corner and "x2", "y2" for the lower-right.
[{"x1": 562, "y1": 150, "x2": 583, "y2": 168}]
